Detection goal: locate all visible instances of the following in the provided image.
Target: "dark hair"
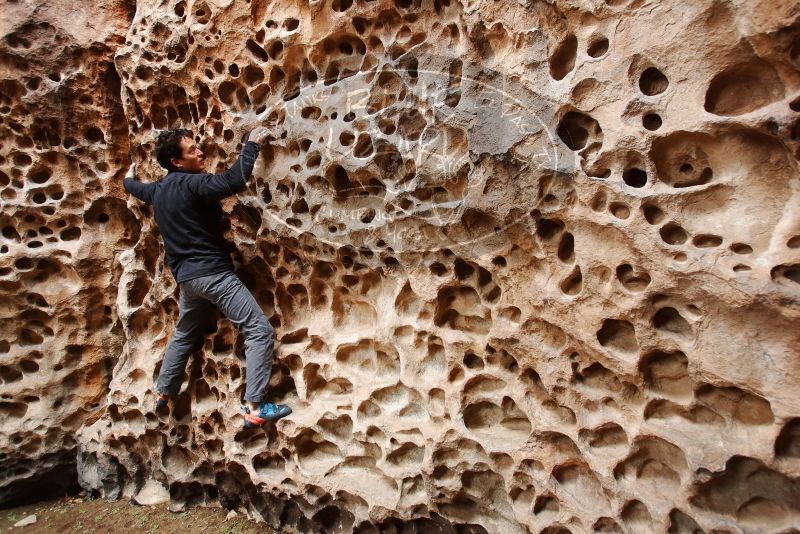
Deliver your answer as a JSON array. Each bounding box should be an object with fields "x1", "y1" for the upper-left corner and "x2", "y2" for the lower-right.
[{"x1": 154, "y1": 128, "x2": 193, "y2": 171}]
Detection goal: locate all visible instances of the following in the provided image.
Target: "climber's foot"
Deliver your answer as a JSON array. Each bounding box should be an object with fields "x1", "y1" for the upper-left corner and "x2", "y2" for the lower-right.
[
  {"x1": 155, "y1": 393, "x2": 170, "y2": 409},
  {"x1": 242, "y1": 402, "x2": 292, "y2": 428}
]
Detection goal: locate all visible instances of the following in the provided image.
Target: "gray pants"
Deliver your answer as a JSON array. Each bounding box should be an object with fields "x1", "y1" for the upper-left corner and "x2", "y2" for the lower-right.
[{"x1": 156, "y1": 270, "x2": 273, "y2": 402}]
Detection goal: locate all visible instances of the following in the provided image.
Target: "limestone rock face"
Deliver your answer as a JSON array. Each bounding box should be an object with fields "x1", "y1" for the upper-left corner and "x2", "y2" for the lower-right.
[{"x1": 3, "y1": 0, "x2": 800, "y2": 530}]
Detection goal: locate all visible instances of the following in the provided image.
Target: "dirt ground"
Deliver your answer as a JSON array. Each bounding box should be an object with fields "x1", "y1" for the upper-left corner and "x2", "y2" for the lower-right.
[{"x1": 0, "y1": 495, "x2": 273, "y2": 533}]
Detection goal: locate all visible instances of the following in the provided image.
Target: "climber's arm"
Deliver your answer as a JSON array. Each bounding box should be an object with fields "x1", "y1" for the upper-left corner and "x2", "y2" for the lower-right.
[
  {"x1": 186, "y1": 141, "x2": 259, "y2": 201},
  {"x1": 123, "y1": 163, "x2": 156, "y2": 204},
  {"x1": 186, "y1": 129, "x2": 272, "y2": 201}
]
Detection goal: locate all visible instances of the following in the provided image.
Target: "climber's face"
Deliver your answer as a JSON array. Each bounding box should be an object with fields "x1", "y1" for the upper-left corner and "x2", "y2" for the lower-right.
[{"x1": 170, "y1": 136, "x2": 206, "y2": 173}]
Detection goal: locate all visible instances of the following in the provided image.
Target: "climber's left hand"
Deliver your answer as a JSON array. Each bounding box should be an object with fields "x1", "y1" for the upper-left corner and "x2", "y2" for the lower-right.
[
  {"x1": 247, "y1": 126, "x2": 274, "y2": 146},
  {"x1": 124, "y1": 162, "x2": 137, "y2": 181}
]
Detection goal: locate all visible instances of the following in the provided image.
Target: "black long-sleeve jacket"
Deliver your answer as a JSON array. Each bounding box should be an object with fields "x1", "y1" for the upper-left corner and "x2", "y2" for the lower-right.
[{"x1": 123, "y1": 141, "x2": 260, "y2": 283}]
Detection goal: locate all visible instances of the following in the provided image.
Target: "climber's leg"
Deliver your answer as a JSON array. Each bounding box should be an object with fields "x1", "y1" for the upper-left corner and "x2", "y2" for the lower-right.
[
  {"x1": 155, "y1": 279, "x2": 214, "y2": 397},
  {"x1": 192, "y1": 271, "x2": 275, "y2": 404}
]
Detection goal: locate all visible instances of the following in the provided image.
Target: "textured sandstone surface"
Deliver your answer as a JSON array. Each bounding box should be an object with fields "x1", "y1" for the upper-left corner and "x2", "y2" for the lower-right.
[
  {"x1": 0, "y1": 0, "x2": 135, "y2": 504},
  {"x1": 3, "y1": 0, "x2": 800, "y2": 531}
]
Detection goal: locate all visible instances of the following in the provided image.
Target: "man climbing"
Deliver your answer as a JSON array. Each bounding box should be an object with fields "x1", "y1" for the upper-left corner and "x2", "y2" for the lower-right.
[{"x1": 122, "y1": 127, "x2": 291, "y2": 429}]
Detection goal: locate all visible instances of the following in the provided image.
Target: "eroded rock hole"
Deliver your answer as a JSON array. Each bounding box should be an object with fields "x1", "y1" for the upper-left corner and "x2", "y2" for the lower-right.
[
  {"x1": 28, "y1": 167, "x2": 52, "y2": 184},
  {"x1": 609, "y1": 202, "x2": 630, "y2": 219},
  {"x1": 652, "y1": 307, "x2": 691, "y2": 338},
  {"x1": 60, "y1": 227, "x2": 81, "y2": 241},
  {"x1": 660, "y1": 222, "x2": 688, "y2": 245},
  {"x1": 622, "y1": 167, "x2": 647, "y2": 188},
  {"x1": 587, "y1": 37, "x2": 609, "y2": 58},
  {"x1": 642, "y1": 113, "x2": 662, "y2": 131},
  {"x1": 559, "y1": 266, "x2": 582, "y2": 296},
  {"x1": 642, "y1": 204, "x2": 664, "y2": 225},
  {"x1": 549, "y1": 34, "x2": 578, "y2": 80},
  {"x1": 557, "y1": 232, "x2": 575, "y2": 263},
  {"x1": 353, "y1": 134, "x2": 373, "y2": 158},
  {"x1": 246, "y1": 39, "x2": 269, "y2": 62},
  {"x1": 616, "y1": 264, "x2": 651, "y2": 292},
  {"x1": 597, "y1": 319, "x2": 638, "y2": 354},
  {"x1": 332, "y1": 0, "x2": 354, "y2": 12},
  {"x1": 639, "y1": 67, "x2": 668, "y2": 96},
  {"x1": 771, "y1": 264, "x2": 800, "y2": 286},
  {"x1": 775, "y1": 419, "x2": 800, "y2": 458},
  {"x1": 692, "y1": 234, "x2": 722, "y2": 248},
  {"x1": 83, "y1": 127, "x2": 105, "y2": 143},
  {"x1": 535, "y1": 218, "x2": 564, "y2": 241},
  {"x1": 704, "y1": 60, "x2": 784, "y2": 116},
  {"x1": 556, "y1": 111, "x2": 602, "y2": 151}
]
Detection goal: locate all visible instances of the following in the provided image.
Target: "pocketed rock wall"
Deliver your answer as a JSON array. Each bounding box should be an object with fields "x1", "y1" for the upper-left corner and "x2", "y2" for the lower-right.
[
  {"x1": 0, "y1": 0, "x2": 135, "y2": 505},
  {"x1": 3, "y1": 0, "x2": 800, "y2": 531}
]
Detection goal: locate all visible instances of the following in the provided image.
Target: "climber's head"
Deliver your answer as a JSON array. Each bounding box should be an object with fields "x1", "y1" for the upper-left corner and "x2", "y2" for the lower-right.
[{"x1": 154, "y1": 128, "x2": 206, "y2": 173}]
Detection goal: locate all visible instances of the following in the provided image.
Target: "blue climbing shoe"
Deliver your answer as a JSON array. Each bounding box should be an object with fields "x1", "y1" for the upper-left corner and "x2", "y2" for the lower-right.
[{"x1": 242, "y1": 402, "x2": 292, "y2": 428}]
